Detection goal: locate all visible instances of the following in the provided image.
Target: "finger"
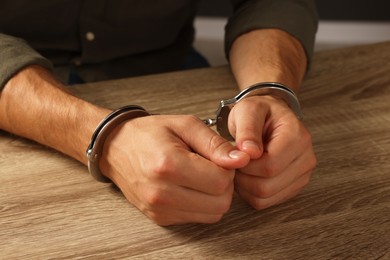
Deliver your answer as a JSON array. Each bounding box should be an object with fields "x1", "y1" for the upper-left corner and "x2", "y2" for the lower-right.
[
  {"x1": 240, "y1": 119, "x2": 311, "y2": 178},
  {"x1": 172, "y1": 115, "x2": 250, "y2": 169},
  {"x1": 228, "y1": 97, "x2": 268, "y2": 159},
  {"x1": 112, "y1": 164, "x2": 233, "y2": 226},
  {"x1": 160, "y1": 147, "x2": 235, "y2": 195},
  {"x1": 139, "y1": 180, "x2": 234, "y2": 215},
  {"x1": 235, "y1": 146, "x2": 316, "y2": 198},
  {"x1": 126, "y1": 126, "x2": 237, "y2": 197},
  {"x1": 235, "y1": 170, "x2": 312, "y2": 210}
]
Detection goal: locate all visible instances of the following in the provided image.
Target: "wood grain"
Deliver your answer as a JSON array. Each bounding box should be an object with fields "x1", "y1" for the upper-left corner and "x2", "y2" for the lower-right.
[{"x1": 1, "y1": 42, "x2": 390, "y2": 259}]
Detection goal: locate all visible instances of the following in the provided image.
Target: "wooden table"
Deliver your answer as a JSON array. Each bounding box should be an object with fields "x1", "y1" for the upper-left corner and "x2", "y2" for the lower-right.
[{"x1": 1, "y1": 42, "x2": 390, "y2": 259}]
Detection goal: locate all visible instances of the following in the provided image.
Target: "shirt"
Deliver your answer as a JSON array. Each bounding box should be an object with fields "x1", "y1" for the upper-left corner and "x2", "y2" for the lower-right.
[{"x1": 0, "y1": 0, "x2": 318, "y2": 89}]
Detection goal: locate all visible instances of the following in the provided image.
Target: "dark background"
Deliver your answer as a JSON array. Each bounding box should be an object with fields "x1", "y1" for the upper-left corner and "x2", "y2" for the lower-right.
[{"x1": 198, "y1": 0, "x2": 390, "y2": 21}]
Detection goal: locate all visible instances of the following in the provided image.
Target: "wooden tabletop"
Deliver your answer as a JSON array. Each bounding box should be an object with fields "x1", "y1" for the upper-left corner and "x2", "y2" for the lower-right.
[{"x1": 1, "y1": 42, "x2": 390, "y2": 259}]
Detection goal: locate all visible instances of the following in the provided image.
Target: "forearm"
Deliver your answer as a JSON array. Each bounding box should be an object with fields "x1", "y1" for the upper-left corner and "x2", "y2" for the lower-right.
[
  {"x1": 229, "y1": 29, "x2": 307, "y2": 93},
  {"x1": 227, "y1": 29, "x2": 317, "y2": 210},
  {"x1": 0, "y1": 65, "x2": 110, "y2": 164}
]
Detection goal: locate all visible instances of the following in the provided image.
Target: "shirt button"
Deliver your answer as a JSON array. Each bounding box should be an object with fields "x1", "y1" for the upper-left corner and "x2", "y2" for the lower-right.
[
  {"x1": 73, "y1": 58, "x2": 82, "y2": 66},
  {"x1": 86, "y1": 32, "x2": 95, "y2": 41}
]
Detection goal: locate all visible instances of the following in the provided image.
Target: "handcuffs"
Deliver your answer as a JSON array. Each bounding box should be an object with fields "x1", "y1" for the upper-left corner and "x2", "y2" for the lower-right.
[{"x1": 86, "y1": 82, "x2": 302, "y2": 183}]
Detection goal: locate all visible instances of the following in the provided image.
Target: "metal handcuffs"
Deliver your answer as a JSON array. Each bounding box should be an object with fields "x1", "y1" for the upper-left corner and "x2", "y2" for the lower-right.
[{"x1": 86, "y1": 82, "x2": 301, "y2": 183}]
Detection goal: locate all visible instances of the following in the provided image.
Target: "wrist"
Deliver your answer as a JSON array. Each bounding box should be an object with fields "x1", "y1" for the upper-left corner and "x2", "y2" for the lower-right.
[
  {"x1": 213, "y1": 82, "x2": 302, "y2": 140},
  {"x1": 229, "y1": 29, "x2": 307, "y2": 92},
  {"x1": 86, "y1": 105, "x2": 150, "y2": 182}
]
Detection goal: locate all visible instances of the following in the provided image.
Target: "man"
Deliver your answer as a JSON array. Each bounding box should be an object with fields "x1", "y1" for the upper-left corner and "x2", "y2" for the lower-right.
[{"x1": 0, "y1": 0, "x2": 318, "y2": 225}]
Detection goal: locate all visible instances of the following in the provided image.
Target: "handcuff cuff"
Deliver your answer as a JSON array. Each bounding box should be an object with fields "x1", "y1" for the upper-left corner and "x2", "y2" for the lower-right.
[
  {"x1": 86, "y1": 105, "x2": 150, "y2": 183},
  {"x1": 203, "y1": 82, "x2": 303, "y2": 140},
  {"x1": 86, "y1": 82, "x2": 302, "y2": 183}
]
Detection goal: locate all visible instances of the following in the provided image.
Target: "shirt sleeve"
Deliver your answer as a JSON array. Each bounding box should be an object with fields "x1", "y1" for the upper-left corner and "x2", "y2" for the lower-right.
[
  {"x1": 225, "y1": 0, "x2": 318, "y2": 63},
  {"x1": 0, "y1": 33, "x2": 53, "y2": 91}
]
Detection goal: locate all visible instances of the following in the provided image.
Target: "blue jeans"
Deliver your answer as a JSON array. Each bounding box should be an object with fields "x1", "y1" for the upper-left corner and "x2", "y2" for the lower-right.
[{"x1": 181, "y1": 47, "x2": 210, "y2": 70}]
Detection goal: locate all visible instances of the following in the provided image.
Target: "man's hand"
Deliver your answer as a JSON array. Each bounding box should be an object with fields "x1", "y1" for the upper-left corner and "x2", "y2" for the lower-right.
[
  {"x1": 227, "y1": 28, "x2": 316, "y2": 209},
  {"x1": 100, "y1": 115, "x2": 250, "y2": 226},
  {"x1": 228, "y1": 95, "x2": 317, "y2": 210}
]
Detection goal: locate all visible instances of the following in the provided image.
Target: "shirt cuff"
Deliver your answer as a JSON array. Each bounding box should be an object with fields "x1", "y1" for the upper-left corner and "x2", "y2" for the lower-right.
[
  {"x1": 0, "y1": 33, "x2": 53, "y2": 91},
  {"x1": 225, "y1": 0, "x2": 318, "y2": 65}
]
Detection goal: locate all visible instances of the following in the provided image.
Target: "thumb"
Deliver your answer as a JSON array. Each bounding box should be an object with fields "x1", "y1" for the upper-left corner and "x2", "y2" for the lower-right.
[
  {"x1": 174, "y1": 116, "x2": 250, "y2": 169},
  {"x1": 229, "y1": 102, "x2": 266, "y2": 160}
]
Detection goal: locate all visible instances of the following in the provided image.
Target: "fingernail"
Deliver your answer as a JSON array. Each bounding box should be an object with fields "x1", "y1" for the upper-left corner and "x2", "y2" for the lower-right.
[
  {"x1": 229, "y1": 149, "x2": 246, "y2": 159},
  {"x1": 242, "y1": 140, "x2": 261, "y2": 153}
]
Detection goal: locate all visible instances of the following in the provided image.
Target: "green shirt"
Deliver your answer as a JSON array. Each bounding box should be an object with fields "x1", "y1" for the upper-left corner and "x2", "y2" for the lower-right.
[{"x1": 0, "y1": 0, "x2": 318, "y2": 88}]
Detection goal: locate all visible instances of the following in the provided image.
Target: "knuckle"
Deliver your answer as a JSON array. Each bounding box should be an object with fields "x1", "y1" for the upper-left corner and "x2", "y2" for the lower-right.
[
  {"x1": 215, "y1": 194, "x2": 233, "y2": 214},
  {"x1": 301, "y1": 129, "x2": 313, "y2": 146},
  {"x1": 207, "y1": 134, "x2": 228, "y2": 155},
  {"x1": 251, "y1": 199, "x2": 272, "y2": 211},
  {"x1": 150, "y1": 154, "x2": 176, "y2": 180},
  {"x1": 144, "y1": 188, "x2": 167, "y2": 208},
  {"x1": 182, "y1": 114, "x2": 201, "y2": 126},
  {"x1": 213, "y1": 176, "x2": 232, "y2": 195},
  {"x1": 300, "y1": 172, "x2": 313, "y2": 189},
  {"x1": 220, "y1": 197, "x2": 233, "y2": 213},
  {"x1": 263, "y1": 162, "x2": 280, "y2": 178},
  {"x1": 253, "y1": 182, "x2": 274, "y2": 199},
  {"x1": 295, "y1": 123, "x2": 313, "y2": 145},
  {"x1": 308, "y1": 155, "x2": 318, "y2": 171}
]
